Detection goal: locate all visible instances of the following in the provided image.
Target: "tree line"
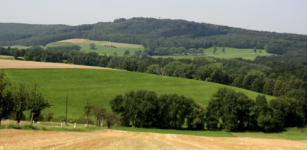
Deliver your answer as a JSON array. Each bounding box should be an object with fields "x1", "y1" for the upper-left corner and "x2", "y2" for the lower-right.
[
  {"x1": 109, "y1": 90, "x2": 206, "y2": 129},
  {"x1": 109, "y1": 88, "x2": 307, "y2": 132},
  {"x1": 46, "y1": 45, "x2": 81, "y2": 51},
  {"x1": 0, "y1": 71, "x2": 50, "y2": 125},
  {"x1": 206, "y1": 88, "x2": 306, "y2": 131},
  {"x1": 1, "y1": 46, "x2": 307, "y2": 99}
]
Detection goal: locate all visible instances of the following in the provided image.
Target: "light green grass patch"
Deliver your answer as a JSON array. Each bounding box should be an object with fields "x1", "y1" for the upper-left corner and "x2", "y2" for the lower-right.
[
  {"x1": 112, "y1": 126, "x2": 234, "y2": 137},
  {"x1": 2, "y1": 45, "x2": 30, "y2": 49},
  {"x1": 232, "y1": 127, "x2": 307, "y2": 140},
  {"x1": 4, "y1": 69, "x2": 275, "y2": 119},
  {"x1": 153, "y1": 47, "x2": 273, "y2": 60},
  {"x1": 45, "y1": 39, "x2": 144, "y2": 56},
  {"x1": 205, "y1": 47, "x2": 272, "y2": 60},
  {"x1": 0, "y1": 55, "x2": 15, "y2": 60}
]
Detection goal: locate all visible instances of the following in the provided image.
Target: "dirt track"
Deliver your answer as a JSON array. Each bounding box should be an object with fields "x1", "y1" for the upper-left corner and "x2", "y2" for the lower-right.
[
  {"x1": 0, "y1": 60, "x2": 114, "y2": 70},
  {"x1": 0, "y1": 129, "x2": 307, "y2": 150}
]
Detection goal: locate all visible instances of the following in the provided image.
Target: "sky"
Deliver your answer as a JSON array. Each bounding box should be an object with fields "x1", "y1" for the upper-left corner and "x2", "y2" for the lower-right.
[{"x1": 1, "y1": 0, "x2": 307, "y2": 35}]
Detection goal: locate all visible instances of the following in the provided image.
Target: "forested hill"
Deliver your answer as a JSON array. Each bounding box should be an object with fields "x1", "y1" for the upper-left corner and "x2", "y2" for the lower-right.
[{"x1": 1, "y1": 17, "x2": 307, "y2": 56}]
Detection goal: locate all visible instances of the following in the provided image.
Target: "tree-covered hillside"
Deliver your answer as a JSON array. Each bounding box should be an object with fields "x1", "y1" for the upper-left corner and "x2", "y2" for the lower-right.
[{"x1": 1, "y1": 17, "x2": 307, "y2": 57}]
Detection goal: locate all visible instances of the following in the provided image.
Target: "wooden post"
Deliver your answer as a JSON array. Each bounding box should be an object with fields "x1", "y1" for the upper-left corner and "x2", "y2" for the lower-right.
[
  {"x1": 31, "y1": 113, "x2": 34, "y2": 125},
  {"x1": 65, "y1": 94, "x2": 68, "y2": 125}
]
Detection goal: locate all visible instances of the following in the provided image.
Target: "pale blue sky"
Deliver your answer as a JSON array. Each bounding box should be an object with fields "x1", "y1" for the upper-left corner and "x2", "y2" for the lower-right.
[{"x1": 1, "y1": 0, "x2": 306, "y2": 35}]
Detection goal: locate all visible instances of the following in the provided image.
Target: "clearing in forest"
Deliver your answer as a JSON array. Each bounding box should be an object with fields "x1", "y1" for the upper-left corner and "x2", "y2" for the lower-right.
[{"x1": 46, "y1": 38, "x2": 144, "y2": 56}]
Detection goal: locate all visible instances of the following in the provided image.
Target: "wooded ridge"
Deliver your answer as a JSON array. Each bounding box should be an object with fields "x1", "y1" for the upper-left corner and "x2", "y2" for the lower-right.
[{"x1": 1, "y1": 17, "x2": 307, "y2": 56}]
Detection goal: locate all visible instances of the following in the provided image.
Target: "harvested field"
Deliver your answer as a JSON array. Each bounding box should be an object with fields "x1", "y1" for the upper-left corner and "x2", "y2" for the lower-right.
[
  {"x1": 0, "y1": 60, "x2": 115, "y2": 70},
  {"x1": 1, "y1": 129, "x2": 307, "y2": 150},
  {"x1": 59, "y1": 39, "x2": 87, "y2": 44}
]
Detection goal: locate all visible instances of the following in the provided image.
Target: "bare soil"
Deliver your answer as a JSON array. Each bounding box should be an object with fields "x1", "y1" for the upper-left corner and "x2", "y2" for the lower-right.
[
  {"x1": 0, "y1": 60, "x2": 115, "y2": 70},
  {"x1": 0, "y1": 129, "x2": 307, "y2": 150}
]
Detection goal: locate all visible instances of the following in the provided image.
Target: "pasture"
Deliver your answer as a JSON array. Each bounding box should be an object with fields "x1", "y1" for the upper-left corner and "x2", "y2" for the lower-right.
[
  {"x1": 0, "y1": 55, "x2": 15, "y2": 60},
  {"x1": 2, "y1": 60, "x2": 275, "y2": 120},
  {"x1": 46, "y1": 39, "x2": 144, "y2": 56},
  {"x1": 152, "y1": 47, "x2": 273, "y2": 60},
  {"x1": 2, "y1": 45, "x2": 29, "y2": 49}
]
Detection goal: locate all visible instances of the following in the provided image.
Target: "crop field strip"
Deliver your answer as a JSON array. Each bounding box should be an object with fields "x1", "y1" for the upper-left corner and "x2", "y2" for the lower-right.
[
  {"x1": 0, "y1": 59, "x2": 116, "y2": 70},
  {"x1": 1, "y1": 129, "x2": 307, "y2": 150}
]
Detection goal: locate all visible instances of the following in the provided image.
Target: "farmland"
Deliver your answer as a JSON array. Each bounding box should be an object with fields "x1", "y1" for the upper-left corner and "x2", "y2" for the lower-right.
[
  {"x1": 1, "y1": 129, "x2": 307, "y2": 150},
  {"x1": 152, "y1": 47, "x2": 273, "y2": 60},
  {"x1": 1, "y1": 60, "x2": 275, "y2": 120},
  {"x1": 4, "y1": 39, "x2": 273, "y2": 60},
  {"x1": 46, "y1": 39, "x2": 144, "y2": 56}
]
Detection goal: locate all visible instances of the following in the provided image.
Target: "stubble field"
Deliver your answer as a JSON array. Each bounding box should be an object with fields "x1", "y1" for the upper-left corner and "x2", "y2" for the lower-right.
[{"x1": 1, "y1": 129, "x2": 307, "y2": 150}]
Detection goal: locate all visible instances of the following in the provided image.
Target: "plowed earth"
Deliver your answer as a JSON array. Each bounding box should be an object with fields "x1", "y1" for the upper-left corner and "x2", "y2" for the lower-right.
[{"x1": 1, "y1": 129, "x2": 307, "y2": 150}]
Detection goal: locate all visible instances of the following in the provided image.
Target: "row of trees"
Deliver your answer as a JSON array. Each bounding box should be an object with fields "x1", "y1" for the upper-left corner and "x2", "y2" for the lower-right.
[
  {"x1": 206, "y1": 88, "x2": 306, "y2": 131},
  {"x1": 109, "y1": 90, "x2": 206, "y2": 129},
  {"x1": 0, "y1": 71, "x2": 50, "y2": 125},
  {"x1": 109, "y1": 88, "x2": 307, "y2": 132},
  {"x1": 46, "y1": 45, "x2": 81, "y2": 51},
  {"x1": 82, "y1": 102, "x2": 118, "y2": 129}
]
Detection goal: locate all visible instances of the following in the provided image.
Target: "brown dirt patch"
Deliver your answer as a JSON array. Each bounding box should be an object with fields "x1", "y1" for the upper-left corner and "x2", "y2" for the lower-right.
[
  {"x1": 1, "y1": 129, "x2": 307, "y2": 150},
  {"x1": 59, "y1": 39, "x2": 87, "y2": 44},
  {"x1": 0, "y1": 60, "x2": 115, "y2": 70}
]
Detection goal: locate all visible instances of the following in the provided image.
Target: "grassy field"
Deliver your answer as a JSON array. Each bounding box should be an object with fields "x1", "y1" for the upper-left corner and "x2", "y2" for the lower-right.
[
  {"x1": 2, "y1": 45, "x2": 29, "y2": 49},
  {"x1": 4, "y1": 69, "x2": 275, "y2": 120},
  {"x1": 3, "y1": 40, "x2": 272, "y2": 60},
  {"x1": 45, "y1": 39, "x2": 144, "y2": 56},
  {"x1": 233, "y1": 127, "x2": 307, "y2": 140},
  {"x1": 152, "y1": 47, "x2": 273, "y2": 60},
  {"x1": 0, "y1": 55, "x2": 15, "y2": 60}
]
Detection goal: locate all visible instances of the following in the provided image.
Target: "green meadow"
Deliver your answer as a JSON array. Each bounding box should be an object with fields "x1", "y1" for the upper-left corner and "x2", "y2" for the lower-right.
[
  {"x1": 153, "y1": 47, "x2": 273, "y2": 60},
  {"x1": 0, "y1": 55, "x2": 15, "y2": 60},
  {"x1": 3, "y1": 40, "x2": 272, "y2": 60},
  {"x1": 3, "y1": 45, "x2": 30, "y2": 49},
  {"x1": 4, "y1": 69, "x2": 275, "y2": 120},
  {"x1": 232, "y1": 127, "x2": 307, "y2": 140},
  {"x1": 45, "y1": 39, "x2": 144, "y2": 56}
]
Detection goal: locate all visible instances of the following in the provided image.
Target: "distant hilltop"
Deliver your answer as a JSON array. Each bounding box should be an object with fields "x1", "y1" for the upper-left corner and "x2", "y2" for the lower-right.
[{"x1": 1, "y1": 17, "x2": 307, "y2": 56}]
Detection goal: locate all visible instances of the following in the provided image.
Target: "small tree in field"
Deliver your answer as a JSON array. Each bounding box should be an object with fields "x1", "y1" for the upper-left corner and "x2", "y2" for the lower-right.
[
  {"x1": 124, "y1": 50, "x2": 130, "y2": 56},
  {"x1": 93, "y1": 105, "x2": 106, "y2": 127},
  {"x1": 83, "y1": 102, "x2": 94, "y2": 126},
  {"x1": 105, "y1": 112, "x2": 118, "y2": 129},
  {"x1": 12, "y1": 84, "x2": 30, "y2": 125},
  {"x1": 213, "y1": 45, "x2": 217, "y2": 54},
  {"x1": 253, "y1": 47, "x2": 256, "y2": 53},
  {"x1": 90, "y1": 43, "x2": 96, "y2": 49},
  {"x1": 0, "y1": 71, "x2": 14, "y2": 125}
]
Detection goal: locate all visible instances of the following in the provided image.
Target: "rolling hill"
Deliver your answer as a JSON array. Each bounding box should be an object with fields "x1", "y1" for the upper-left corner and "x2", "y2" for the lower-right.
[
  {"x1": 4, "y1": 68, "x2": 275, "y2": 120},
  {"x1": 46, "y1": 39, "x2": 144, "y2": 56},
  {"x1": 1, "y1": 17, "x2": 307, "y2": 58}
]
